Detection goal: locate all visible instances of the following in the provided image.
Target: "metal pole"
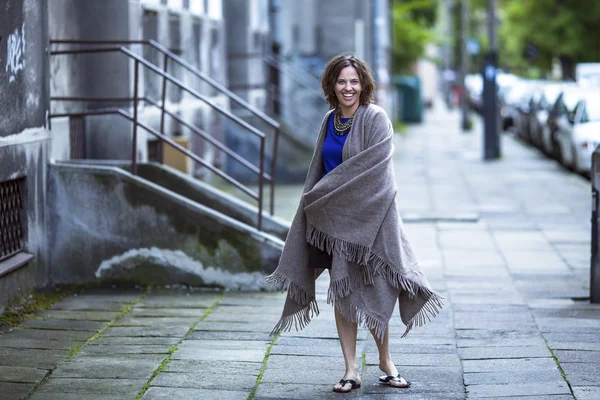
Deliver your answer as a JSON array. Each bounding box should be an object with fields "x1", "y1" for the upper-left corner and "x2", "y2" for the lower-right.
[
  {"x1": 258, "y1": 137, "x2": 265, "y2": 231},
  {"x1": 132, "y1": 60, "x2": 139, "y2": 175},
  {"x1": 270, "y1": 127, "x2": 279, "y2": 216},
  {"x1": 268, "y1": 0, "x2": 281, "y2": 116},
  {"x1": 460, "y1": 0, "x2": 470, "y2": 131},
  {"x1": 159, "y1": 53, "x2": 169, "y2": 164},
  {"x1": 482, "y1": 0, "x2": 500, "y2": 159}
]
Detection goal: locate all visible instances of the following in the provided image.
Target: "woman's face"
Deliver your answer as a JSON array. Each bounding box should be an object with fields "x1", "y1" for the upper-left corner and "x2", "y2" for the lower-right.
[{"x1": 334, "y1": 66, "x2": 362, "y2": 114}]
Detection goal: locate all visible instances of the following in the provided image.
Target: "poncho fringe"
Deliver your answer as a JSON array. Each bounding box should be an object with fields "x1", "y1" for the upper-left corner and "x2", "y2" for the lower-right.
[{"x1": 307, "y1": 223, "x2": 444, "y2": 338}]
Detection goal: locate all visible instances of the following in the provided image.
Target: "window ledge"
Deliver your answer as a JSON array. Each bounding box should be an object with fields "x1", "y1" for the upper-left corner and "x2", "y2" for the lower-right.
[{"x1": 0, "y1": 253, "x2": 34, "y2": 278}]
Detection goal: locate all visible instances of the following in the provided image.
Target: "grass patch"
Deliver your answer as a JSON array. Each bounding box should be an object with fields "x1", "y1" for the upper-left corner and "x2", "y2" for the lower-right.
[
  {"x1": 248, "y1": 332, "x2": 279, "y2": 400},
  {"x1": 361, "y1": 351, "x2": 367, "y2": 371},
  {"x1": 0, "y1": 287, "x2": 74, "y2": 332},
  {"x1": 135, "y1": 291, "x2": 225, "y2": 400}
]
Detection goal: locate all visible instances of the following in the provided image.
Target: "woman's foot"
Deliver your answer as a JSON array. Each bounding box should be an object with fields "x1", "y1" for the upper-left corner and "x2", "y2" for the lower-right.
[
  {"x1": 333, "y1": 371, "x2": 361, "y2": 393},
  {"x1": 379, "y1": 360, "x2": 410, "y2": 388}
]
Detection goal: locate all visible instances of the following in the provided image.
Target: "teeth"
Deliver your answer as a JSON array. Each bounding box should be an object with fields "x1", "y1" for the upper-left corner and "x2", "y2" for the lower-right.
[{"x1": 343, "y1": 94, "x2": 353, "y2": 98}]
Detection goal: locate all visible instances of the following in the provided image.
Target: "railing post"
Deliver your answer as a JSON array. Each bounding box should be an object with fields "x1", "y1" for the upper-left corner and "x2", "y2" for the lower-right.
[
  {"x1": 132, "y1": 60, "x2": 140, "y2": 175},
  {"x1": 159, "y1": 53, "x2": 169, "y2": 164},
  {"x1": 258, "y1": 137, "x2": 265, "y2": 231},
  {"x1": 270, "y1": 127, "x2": 279, "y2": 216}
]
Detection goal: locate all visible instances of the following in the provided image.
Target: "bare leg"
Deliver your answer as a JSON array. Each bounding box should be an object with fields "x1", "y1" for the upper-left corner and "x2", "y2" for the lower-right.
[
  {"x1": 370, "y1": 326, "x2": 409, "y2": 387},
  {"x1": 333, "y1": 304, "x2": 361, "y2": 391}
]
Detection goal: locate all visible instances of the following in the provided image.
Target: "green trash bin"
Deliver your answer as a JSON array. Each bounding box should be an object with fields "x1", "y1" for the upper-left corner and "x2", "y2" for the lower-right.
[{"x1": 393, "y1": 75, "x2": 423, "y2": 123}]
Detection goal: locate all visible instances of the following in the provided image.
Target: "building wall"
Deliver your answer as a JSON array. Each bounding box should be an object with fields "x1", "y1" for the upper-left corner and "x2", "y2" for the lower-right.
[
  {"x1": 0, "y1": 0, "x2": 50, "y2": 312},
  {"x1": 0, "y1": 0, "x2": 49, "y2": 138}
]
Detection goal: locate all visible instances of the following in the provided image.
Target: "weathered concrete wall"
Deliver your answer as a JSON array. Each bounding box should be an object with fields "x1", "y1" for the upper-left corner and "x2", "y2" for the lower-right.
[
  {"x1": 0, "y1": 0, "x2": 50, "y2": 312},
  {"x1": 0, "y1": 131, "x2": 50, "y2": 311},
  {"x1": 48, "y1": 0, "x2": 141, "y2": 161},
  {"x1": 47, "y1": 163, "x2": 283, "y2": 286},
  {"x1": 0, "y1": 0, "x2": 48, "y2": 138},
  {"x1": 132, "y1": 163, "x2": 290, "y2": 240}
]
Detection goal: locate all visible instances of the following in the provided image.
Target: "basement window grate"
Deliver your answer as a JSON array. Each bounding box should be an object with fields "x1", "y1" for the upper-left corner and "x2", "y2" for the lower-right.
[{"x1": 0, "y1": 178, "x2": 26, "y2": 262}]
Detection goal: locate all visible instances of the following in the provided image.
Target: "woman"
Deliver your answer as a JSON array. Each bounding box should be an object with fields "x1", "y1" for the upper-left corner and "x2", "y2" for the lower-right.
[{"x1": 266, "y1": 54, "x2": 443, "y2": 393}]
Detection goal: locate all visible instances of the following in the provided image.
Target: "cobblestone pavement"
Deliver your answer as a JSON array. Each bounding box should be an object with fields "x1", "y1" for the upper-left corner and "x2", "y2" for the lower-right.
[{"x1": 1, "y1": 106, "x2": 600, "y2": 399}]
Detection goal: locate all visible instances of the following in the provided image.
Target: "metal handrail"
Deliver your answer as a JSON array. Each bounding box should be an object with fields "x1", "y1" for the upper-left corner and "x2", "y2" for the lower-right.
[
  {"x1": 48, "y1": 109, "x2": 259, "y2": 200},
  {"x1": 51, "y1": 96, "x2": 272, "y2": 181},
  {"x1": 50, "y1": 46, "x2": 268, "y2": 229},
  {"x1": 50, "y1": 39, "x2": 280, "y2": 214}
]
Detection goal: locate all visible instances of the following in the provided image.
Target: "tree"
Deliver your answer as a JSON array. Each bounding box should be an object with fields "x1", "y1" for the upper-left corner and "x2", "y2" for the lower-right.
[
  {"x1": 391, "y1": 0, "x2": 438, "y2": 74},
  {"x1": 498, "y1": 0, "x2": 600, "y2": 80}
]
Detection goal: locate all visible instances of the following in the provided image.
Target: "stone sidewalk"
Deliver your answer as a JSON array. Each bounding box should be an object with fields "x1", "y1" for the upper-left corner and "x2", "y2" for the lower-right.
[{"x1": 2, "y1": 105, "x2": 600, "y2": 399}]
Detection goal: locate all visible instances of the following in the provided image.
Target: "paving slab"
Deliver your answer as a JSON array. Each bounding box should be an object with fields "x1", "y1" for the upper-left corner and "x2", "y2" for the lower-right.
[
  {"x1": 456, "y1": 338, "x2": 546, "y2": 348},
  {"x1": 0, "y1": 365, "x2": 48, "y2": 383},
  {"x1": 1, "y1": 328, "x2": 92, "y2": 341},
  {"x1": 463, "y1": 369, "x2": 563, "y2": 385},
  {"x1": 78, "y1": 344, "x2": 171, "y2": 355},
  {"x1": 139, "y1": 296, "x2": 219, "y2": 309},
  {"x1": 193, "y1": 321, "x2": 276, "y2": 332},
  {"x1": 547, "y1": 342, "x2": 600, "y2": 351},
  {"x1": 0, "y1": 338, "x2": 80, "y2": 350},
  {"x1": 51, "y1": 357, "x2": 161, "y2": 379},
  {"x1": 29, "y1": 394, "x2": 125, "y2": 400},
  {"x1": 572, "y1": 386, "x2": 600, "y2": 400},
  {"x1": 141, "y1": 386, "x2": 249, "y2": 400},
  {"x1": 0, "y1": 347, "x2": 67, "y2": 369},
  {"x1": 466, "y1": 381, "x2": 571, "y2": 398},
  {"x1": 113, "y1": 317, "x2": 198, "y2": 327},
  {"x1": 49, "y1": 299, "x2": 126, "y2": 311},
  {"x1": 553, "y1": 350, "x2": 600, "y2": 363},
  {"x1": 461, "y1": 357, "x2": 557, "y2": 373},
  {"x1": 151, "y1": 371, "x2": 257, "y2": 390},
  {"x1": 22, "y1": 319, "x2": 106, "y2": 331},
  {"x1": 36, "y1": 310, "x2": 120, "y2": 321},
  {"x1": 560, "y1": 362, "x2": 600, "y2": 386},
  {"x1": 90, "y1": 336, "x2": 180, "y2": 345},
  {"x1": 0, "y1": 382, "x2": 33, "y2": 400},
  {"x1": 162, "y1": 359, "x2": 262, "y2": 374},
  {"x1": 458, "y1": 345, "x2": 551, "y2": 359},
  {"x1": 129, "y1": 308, "x2": 208, "y2": 317},
  {"x1": 33, "y1": 378, "x2": 147, "y2": 397},
  {"x1": 100, "y1": 326, "x2": 190, "y2": 337},
  {"x1": 255, "y1": 383, "x2": 357, "y2": 400},
  {"x1": 170, "y1": 346, "x2": 266, "y2": 362},
  {"x1": 186, "y1": 331, "x2": 272, "y2": 341}
]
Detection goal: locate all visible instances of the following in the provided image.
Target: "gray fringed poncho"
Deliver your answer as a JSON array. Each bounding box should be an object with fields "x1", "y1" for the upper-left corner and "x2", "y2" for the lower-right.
[{"x1": 266, "y1": 104, "x2": 443, "y2": 339}]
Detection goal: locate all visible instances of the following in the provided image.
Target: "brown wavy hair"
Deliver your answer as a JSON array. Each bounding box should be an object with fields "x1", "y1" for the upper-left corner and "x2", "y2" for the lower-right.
[{"x1": 321, "y1": 53, "x2": 375, "y2": 109}]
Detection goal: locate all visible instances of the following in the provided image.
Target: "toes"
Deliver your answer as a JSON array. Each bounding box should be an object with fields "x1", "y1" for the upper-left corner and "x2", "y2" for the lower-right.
[{"x1": 389, "y1": 377, "x2": 408, "y2": 388}]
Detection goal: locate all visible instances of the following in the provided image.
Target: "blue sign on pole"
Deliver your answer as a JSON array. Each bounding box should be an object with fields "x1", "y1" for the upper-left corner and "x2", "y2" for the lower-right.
[{"x1": 467, "y1": 38, "x2": 480, "y2": 55}]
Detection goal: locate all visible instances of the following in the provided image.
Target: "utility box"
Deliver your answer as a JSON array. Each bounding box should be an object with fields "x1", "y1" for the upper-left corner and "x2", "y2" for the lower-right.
[
  {"x1": 591, "y1": 146, "x2": 600, "y2": 303},
  {"x1": 163, "y1": 137, "x2": 191, "y2": 174},
  {"x1": 393, "y1": 75, "x2": 423, "y2": 123}
]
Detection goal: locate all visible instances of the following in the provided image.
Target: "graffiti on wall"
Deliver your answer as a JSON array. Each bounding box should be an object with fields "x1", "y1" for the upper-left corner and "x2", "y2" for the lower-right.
[{"x1": 5, "y1": 24, "x2": 26, "y2": 83}]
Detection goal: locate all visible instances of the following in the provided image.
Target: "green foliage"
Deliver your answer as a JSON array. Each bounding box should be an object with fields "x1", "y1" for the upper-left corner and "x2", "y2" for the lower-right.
[
  {"x1": 498, "y1": 0, "x2": 600, "y2": 78},
  {"x1": 392, "y1": 0, "x2": 438, "y2": 74}
]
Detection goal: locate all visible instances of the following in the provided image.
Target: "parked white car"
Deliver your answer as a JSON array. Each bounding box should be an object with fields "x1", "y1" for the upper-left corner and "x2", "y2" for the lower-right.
[{"x1": 556, "y1": 91, "x2": 600, "y2": 174}]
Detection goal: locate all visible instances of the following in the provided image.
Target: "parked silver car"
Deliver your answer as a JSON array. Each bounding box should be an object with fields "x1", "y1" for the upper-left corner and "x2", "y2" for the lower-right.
[
  {"x1": 555, "y1": 90, "x2": 600, "y2": 173},
  {"x1": 529, "y1": 82, "x2": 565, "y2": 151}
]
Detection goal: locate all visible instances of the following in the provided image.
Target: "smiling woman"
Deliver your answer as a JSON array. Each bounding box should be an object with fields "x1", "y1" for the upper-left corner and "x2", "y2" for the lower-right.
[{"x1": 266, "y1": 54, "x2": 443, "y2": 394}]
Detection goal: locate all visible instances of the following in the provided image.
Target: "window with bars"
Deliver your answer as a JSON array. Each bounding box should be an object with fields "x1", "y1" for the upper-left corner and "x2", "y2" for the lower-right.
[{"x1": 0, "y1": 178, "x2": 26, "y2": 262}]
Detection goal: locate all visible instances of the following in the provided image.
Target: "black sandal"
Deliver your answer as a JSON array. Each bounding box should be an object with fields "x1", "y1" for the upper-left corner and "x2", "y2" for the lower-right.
[
  {"x1": 379, "y1": 374, "x2": 411, "y2": 388},
  {"x1": 333, "y1": 378, "x2": 361, "y2": 393}
]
